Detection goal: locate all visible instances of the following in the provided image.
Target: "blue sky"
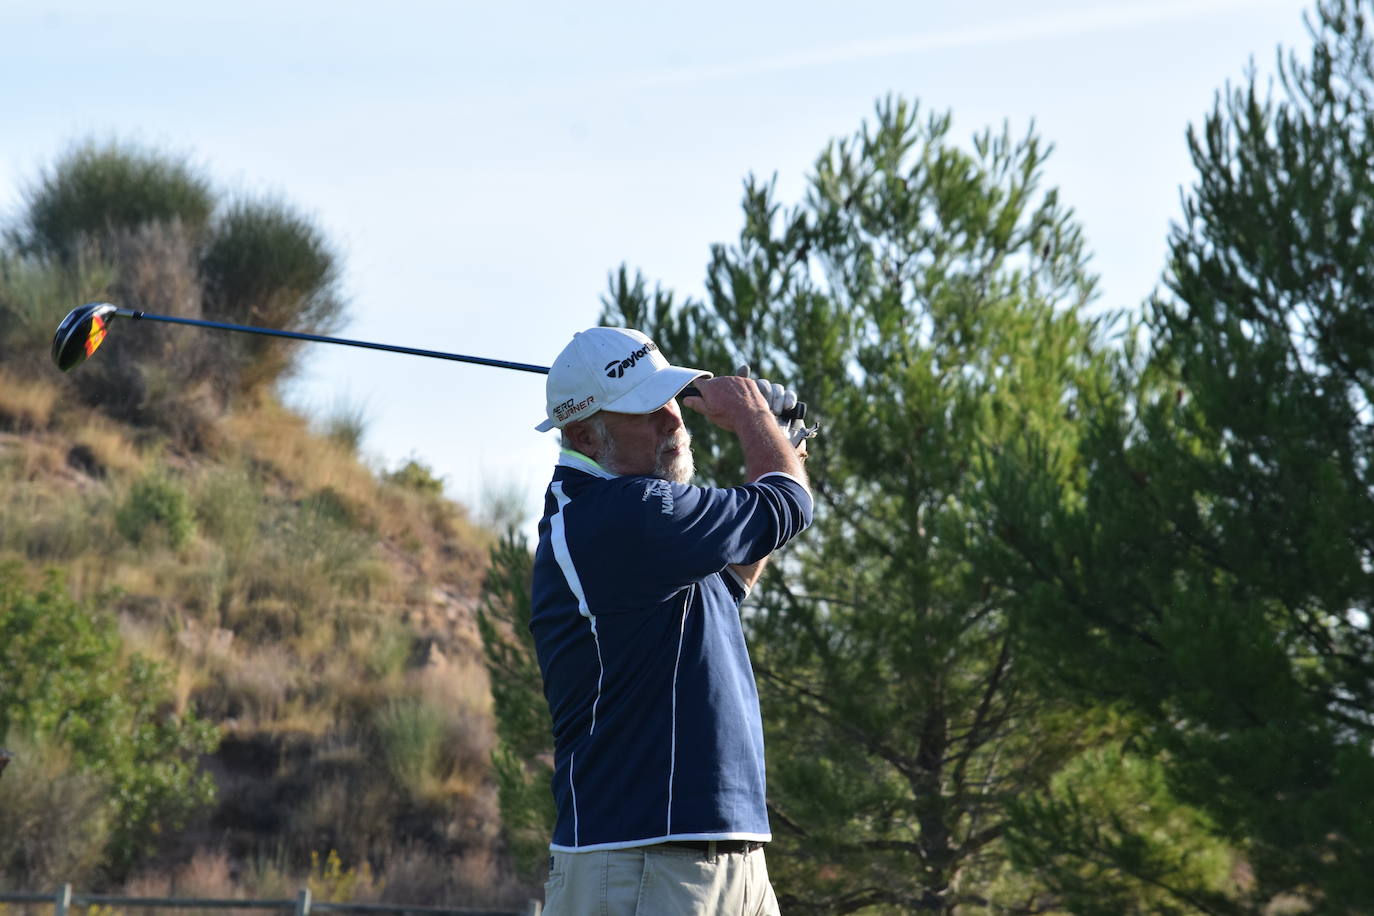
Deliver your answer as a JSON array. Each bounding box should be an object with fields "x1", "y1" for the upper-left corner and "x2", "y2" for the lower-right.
[{"x1": 2, "y1": 0, "x2": 1315, "y2": 533}]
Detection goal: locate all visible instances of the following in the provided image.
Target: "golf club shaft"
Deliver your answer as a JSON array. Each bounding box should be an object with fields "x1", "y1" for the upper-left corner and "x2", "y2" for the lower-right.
[
  {"x1": 104, "y1": 307, "x2": 804, "y2": 421},
  {"x1": 116, "y1": 308, "x2": 551, "y2": 374}
]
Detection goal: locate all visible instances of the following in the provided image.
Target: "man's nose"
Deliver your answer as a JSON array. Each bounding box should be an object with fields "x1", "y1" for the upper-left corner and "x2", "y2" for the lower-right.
[{"x1": 658, "y1": 400, "x2": 684, "y2": 431}]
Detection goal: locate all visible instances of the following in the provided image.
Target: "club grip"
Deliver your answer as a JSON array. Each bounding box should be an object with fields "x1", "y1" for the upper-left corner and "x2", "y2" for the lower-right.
[{"x1": 680, "y1": 385, "x2": 807, "y2": 422}]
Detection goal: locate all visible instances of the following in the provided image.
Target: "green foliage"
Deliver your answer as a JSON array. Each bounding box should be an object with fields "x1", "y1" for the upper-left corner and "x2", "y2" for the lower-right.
[
  {"x1": 0, "y1": 564, "x2": 219, "y2": 877},
  {"x1": 11, "y1": 139, "x2": 214, "y2": 263},
  {"x1": 1004, "y1": 723, "x2": 1243, "y2": 916},
  {"x1": 981, "y1": 2, "x2": 1374, "y2": 910},
  {"x1": 200, "y1": 198, "x2": 347, "y2": 392},
  {"x1": 602, "y1": 96, "x2": 1113, "y2": 913},
  {"x1": 475, "y1": 530, "x2": 555, "y2": 879},
  {"x1": 116, "y1": 469, "x2": 198, "y2": 549},
  {"x1": 387, "y1": 458, "x2": 446, "y2": 497},
  {"x1": 193, "y1": 463, "x2": 263, "y2": 559},
  {"x1": 362, "y1": 621, "x2": 413, "y2": 679},
  {"x1": 374, "y1": 697, "x2": 448, "y2": 796},
  {"x1": 201, "y1": 198, "x2": 344, "y2": 332}
]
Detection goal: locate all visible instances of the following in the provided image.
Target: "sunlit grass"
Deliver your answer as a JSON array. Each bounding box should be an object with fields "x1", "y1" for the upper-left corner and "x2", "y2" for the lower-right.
[
  {"x1": 0, "y1": 369, "x2": 60, "y2": 431},
  {"x1": 66, "y1": 414, "x2": 146, "y2": 476},
  {"x1": 223, "y1": 399, "x2": 378, "y2": 511}
]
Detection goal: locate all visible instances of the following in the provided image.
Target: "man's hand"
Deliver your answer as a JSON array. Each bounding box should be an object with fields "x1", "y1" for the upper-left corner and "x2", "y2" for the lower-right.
[
  {"x1": 746, "y1": 371, "x2": 817, "y2": 448},
  {"x1": 679, "y1": 371, "x2": 774, "y2": 434},
  {"x1": 681, "y1": 367, "x2": 807, "y2": 486},
  {"x1": 681, "y1": 366, "x2": 810, "y2": 443}
]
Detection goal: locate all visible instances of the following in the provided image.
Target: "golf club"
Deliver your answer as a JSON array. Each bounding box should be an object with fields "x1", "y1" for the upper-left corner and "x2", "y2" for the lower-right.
[{"x1": 51, "y1": 303, "x2": 807, "y2": 422}]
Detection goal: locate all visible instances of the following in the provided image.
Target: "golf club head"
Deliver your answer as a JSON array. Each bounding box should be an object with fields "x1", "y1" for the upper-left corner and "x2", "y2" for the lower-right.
[{"x1": 52, "y1": 302, "x2": 119, "y2": 371}]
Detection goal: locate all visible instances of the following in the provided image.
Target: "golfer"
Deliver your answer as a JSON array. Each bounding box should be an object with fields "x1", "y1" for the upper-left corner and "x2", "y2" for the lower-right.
[{"x1": 530, "y1": 327, "x2": 813, "y2": 915}]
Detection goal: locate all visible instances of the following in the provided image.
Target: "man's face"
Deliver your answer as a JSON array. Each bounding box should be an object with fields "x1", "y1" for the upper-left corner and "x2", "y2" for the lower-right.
[{"x1": 594, "y1": 401, "x2": 694, "y2": 483}]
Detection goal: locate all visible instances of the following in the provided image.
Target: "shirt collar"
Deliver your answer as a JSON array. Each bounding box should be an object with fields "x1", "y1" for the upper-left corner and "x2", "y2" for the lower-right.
[{"x1": 558, "y1": 448, "x2": 617, "y2": 479}]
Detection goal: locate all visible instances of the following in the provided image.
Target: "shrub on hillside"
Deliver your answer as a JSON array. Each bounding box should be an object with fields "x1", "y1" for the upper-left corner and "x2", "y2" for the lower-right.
[
  {"x1": 11, "y1": 140, "x2": 214, "y2": 263},
  {"x1": 2, "y1": 139, "x2": 348, "y2": 425},
  {"x1": 0, "y1": 254, "x2": 116, "y2": 377},
  {"x1": 65, "y1": 222, "x2": 229, "y2": 446},
  {"x1": 0, "y1": 736, "x2": 113, "y2": 888},
  {"x1": 201, "y1": 198, "x2": 347, "y2": 393},
  {"x1": 320, "y1": 396, "x2": 370, "y2": 452},
  {"x1": 0, "y1": 564, "x2": 218, "y2": 879},
  {"x1": 386, "y1": 459, "x2": 445, "y2": 497},
  {"x1": 374, "y1": 697, "x2": 448, "y2": 798},
  {"x1": 116, "y1": 469, "x2": 197, "y2": 549},
  {"x1": 193, "y1": 463, "x2": 263, "y2": 558}
]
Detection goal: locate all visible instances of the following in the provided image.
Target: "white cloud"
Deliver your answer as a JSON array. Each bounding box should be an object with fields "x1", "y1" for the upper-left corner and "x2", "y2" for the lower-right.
[{"x1": 636, "y1": 0, "x2": 1289, "y2": 87}]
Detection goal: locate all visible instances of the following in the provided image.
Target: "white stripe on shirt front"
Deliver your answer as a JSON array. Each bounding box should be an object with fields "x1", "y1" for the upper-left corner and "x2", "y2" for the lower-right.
[
  {"x1": 665, "y1": 585, "x2": 692, "y2": 834},
  {"x1": 568, "y1": 752, "x2": 579, "y2": 846},
  {"x1": 551, "y1": 482, "x2": 606, "y2": 843},
  {"x1": 551, "y1": 483, "x2": 604, "y2": 731},
  {"x1": 550, "y1": 482, "x2": 592, "y2": 620}
]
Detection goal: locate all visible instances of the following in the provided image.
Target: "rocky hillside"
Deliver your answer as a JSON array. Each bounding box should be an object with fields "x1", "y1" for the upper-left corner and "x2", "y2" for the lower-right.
[{"x1": 0, "y1": 368, "x2": 533, "y2": 908}]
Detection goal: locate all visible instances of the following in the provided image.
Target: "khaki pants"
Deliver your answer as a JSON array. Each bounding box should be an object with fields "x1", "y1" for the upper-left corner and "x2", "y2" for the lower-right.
[{"x1": 543, "y1": 844, "x2": 781, "y2": 915}]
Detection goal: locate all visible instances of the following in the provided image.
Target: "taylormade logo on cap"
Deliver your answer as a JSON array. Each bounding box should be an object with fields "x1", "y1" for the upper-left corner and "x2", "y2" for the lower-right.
[
  {"x1": 604, "y1": 342, "x2": 659, "y2": 379},
  {"x1": 534, "y1": 328, "x2": 711, "y2": 432}
]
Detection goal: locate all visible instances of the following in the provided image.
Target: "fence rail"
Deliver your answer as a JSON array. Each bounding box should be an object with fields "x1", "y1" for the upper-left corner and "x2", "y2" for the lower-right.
[{"x1": 0, "y1": 886, "x2": 539, "y2": 916}]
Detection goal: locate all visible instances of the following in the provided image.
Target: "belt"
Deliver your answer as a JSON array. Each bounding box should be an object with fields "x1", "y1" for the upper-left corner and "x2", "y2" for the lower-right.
[{"x1": 658, "y1": 840, "x2": 765, "y2": 854}]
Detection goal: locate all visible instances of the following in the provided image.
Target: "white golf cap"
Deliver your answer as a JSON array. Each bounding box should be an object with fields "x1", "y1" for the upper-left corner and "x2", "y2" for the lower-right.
[{"x1": 535, "y1": 327, "x2": 711, "y2": 431}]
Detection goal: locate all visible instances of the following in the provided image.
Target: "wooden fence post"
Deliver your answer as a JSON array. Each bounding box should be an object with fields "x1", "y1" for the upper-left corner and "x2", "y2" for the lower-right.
[
  {"x1": 293, "y1": 888, "x2": 312, "y2": 916},
  {"x1": 54, "y1": 885, "x2": 72, "y2": 916}
]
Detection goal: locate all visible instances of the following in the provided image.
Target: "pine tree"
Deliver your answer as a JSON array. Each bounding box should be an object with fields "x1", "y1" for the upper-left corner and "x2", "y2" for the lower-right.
[
  {"x1": 983, "y1": 2, "x2": 1374, "y2": 910},
  {"x1": 475, "y1": 531, "x2": 556, "y2": 879}
]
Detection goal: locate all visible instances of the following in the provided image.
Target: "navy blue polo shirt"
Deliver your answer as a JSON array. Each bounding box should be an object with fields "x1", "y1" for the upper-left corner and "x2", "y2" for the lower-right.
[{"x1": 530, "y1": 449, "x2": 813, "y2": 851}]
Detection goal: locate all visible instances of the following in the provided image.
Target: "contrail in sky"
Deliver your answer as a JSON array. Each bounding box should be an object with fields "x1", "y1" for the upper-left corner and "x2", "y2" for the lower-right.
[{"x1": 635, "y1": 0, "x2": 1290, "y2": 87}]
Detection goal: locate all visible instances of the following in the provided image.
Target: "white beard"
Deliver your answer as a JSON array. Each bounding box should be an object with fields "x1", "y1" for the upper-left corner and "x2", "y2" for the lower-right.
[
  {"x1": 654, "y1": 438, "x2": 695, "y2": 484},
  {"x1": 600, "y1": 429, "x2": 695, "y2": 483}
]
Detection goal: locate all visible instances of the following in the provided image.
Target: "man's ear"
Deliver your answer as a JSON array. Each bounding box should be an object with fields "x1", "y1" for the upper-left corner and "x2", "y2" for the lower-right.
[{"x1": 563, "y1": 419, "x2": 598, "y2": 458}]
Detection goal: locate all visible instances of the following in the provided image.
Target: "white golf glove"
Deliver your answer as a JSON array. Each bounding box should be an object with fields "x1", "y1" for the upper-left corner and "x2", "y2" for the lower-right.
[{"x1": 737, "y1": 366, "x2": 818, "y2": 449}]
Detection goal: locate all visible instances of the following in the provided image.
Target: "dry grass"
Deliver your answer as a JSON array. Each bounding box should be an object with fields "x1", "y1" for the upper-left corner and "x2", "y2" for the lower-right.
[
  {"x1": 106, "y1": 545, "x2": 213, "y2": 618},
  {"x1": 222, "y1": 399, "x2": 380, "y2": 520},
  {"x1": 1, "y1": 376, "x2": 512, "y2": 901},
  {"x1": 170, "y1": 849, "x2": 236, "y2": 898},
  {"x1": 224, "y1": 396, "x2": 490, "y2": 591},
  {"x1": 119, "y1": 840, "x2": 532, "y2": 912},
  {"x1": 377, "y1": 844, "x2": 530, "y2": 910},
  {"x1": 0, "y1": 461, "x2": 116, "y2": 559},
  {"x1": 65, "y1": 414, "x2": 146, "y2": 476},
  {"x1": 0, "y1": 737, "x2": 113, "y2": 889},
  {"x1": 0, "y1": 434, "x2": 68, "y2": 482},
  {"x1": 0, "y1": 370, "x2": 60, "y2": 432},
  {"x1": 124, "y1": 847, "x2": 378, "y2": 905},
  {"x1": 416, "y1": 646, "x2": 496, "y2": 802},
  {"x1": 416, "y1": 645, "x2": 493, "y2": 717}
]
